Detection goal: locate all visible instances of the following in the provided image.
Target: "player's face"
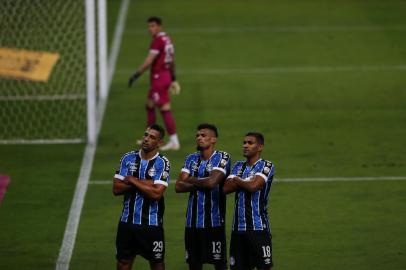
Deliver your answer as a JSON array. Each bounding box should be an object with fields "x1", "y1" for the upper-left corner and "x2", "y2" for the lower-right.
[
  {"x1": 243, "y1": 136, "x2": 263, "y2": 158},
  {"x1": 196, "y1": 129, "x2": 217, "y2": 151},
  {"x1": 148, "y1": 22, "x2": 161, "y2": 36},
  {"x1": 141, "y1": 128, "x2": 162, "y2": 153}
]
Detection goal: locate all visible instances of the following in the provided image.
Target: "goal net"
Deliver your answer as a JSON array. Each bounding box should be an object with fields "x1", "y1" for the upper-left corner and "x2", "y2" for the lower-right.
[{"x1": 0, "y1": 0, "x2": 89, "y2": 143}]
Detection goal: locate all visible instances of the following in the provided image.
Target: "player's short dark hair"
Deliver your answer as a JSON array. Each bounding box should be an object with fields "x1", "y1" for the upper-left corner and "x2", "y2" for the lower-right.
[
  {"x1": 147, "y1": 16, "x2": 162, "y2": 25},
  {"x1": 197, "y1": 123, "x2": 218, "y2": 137},
  {"x1": 245, "y1": 132, "x2": 264, "y2": 145},
  {"x1": 149, "y1": 124, "x2": 165, "y2": 139}
]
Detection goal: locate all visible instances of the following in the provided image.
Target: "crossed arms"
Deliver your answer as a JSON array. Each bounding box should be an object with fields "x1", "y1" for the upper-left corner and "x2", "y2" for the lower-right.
[
  {"x1": 223, "y1": 175, "x2": 266, "y2": 194},
  {"x1": 175, "y1": 169, "x2": 225, "y2": 193},
  {"x1": 113, "y1": 176, "x2": 166, "y2": 200}
]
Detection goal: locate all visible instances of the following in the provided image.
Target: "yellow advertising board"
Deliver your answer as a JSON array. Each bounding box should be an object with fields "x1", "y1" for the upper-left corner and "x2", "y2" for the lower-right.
[{"x1": 0, "y1": 48, "x2": 60, "y2": 82}]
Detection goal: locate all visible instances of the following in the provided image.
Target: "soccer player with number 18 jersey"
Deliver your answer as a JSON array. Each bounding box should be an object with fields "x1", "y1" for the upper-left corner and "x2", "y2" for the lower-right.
[{"x1": 224, "y1": 132, "x2": 275, "y2": 270}]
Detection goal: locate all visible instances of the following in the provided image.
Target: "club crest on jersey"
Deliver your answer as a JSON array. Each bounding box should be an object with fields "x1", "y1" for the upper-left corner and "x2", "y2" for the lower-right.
[
  {"x1": 191, "y1": 161, "x2": 198, "y2": 172},
  {"x1": 148, "y1": 167, "x2": 156, "y2": 177},
  {"x1": 206, "y1": 162, "x2": 213, "y2": 172},
  {"x1": 237, "y1": 168, "x2": 243, "y2": 176}
]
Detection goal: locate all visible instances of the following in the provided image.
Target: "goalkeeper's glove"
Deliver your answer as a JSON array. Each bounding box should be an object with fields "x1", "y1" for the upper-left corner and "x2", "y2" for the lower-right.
[
  {"x1": 128, "y1": 72, "x2": 141, "y2": 87},
  {"x1": 169, "y1": 81, "x2": 181, "y2": 95}
]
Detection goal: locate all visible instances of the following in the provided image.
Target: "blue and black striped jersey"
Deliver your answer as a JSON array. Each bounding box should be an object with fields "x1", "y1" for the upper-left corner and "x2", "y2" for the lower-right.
[
  {"x1": 114, "y1": 150, "x2": 170, "y2": 227},
  {"x1": 181, "y1": 150, "x2": 231, "y2": 228},
  {"x1": 228, "y1": 159, "x2": 275, "y2": 232}
]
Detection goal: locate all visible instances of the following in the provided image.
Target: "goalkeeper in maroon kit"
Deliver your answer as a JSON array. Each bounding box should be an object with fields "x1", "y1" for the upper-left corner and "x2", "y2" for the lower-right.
[{"x1": 128, "y1": 16, "x2": 181, "y2": 151}]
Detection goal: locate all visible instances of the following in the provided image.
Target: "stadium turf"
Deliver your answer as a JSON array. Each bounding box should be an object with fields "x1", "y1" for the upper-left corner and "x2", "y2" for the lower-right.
[{"x1": 1, "y1": 0, "x2": 406, "y2": 269}]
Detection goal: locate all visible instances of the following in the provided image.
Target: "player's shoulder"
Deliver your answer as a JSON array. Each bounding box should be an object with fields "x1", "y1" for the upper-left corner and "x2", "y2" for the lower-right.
[
  {"x1": 159, "y1": 32, "x2": 171, "y2": 39},
  {"x1": 260, "y1": 159, "x2": 274, "y2": 168},
  {"x1": 119, "y1": 150, "x2": 138, "y2": 162},
  {"x1": 233, "y1": 160, "x2": 246, "y2": 167},
  {"x1": 185, "y1": 151, "x2": 200, "y2": 160},
  {"x1": 215, "y1": 150, "x2": 230, "y2": 158},
  {"x1": 157, "y1": 153, "x2": 170, "y2": 164},
  {"x1": 258, "y1": 159, "x2": 275, "y2": 177},
  {"x1": 155, "y1": 32, "x2": 171, "y2": 42}
]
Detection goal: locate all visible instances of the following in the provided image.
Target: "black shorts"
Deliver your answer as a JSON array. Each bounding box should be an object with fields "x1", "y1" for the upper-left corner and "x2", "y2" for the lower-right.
[
  {"x1": 230, "y1": 230, "x2": 273, "y2": 270},
  {"x1": 116, "y1": 222, "x2": 165, "y2": 263},
  {"x1": 185, "y1": 227, "x2": 227, "y2": 266}
]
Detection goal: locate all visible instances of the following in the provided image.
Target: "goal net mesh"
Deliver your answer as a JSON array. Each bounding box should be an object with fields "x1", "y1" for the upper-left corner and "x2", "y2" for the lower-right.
[{"x1": 0, "y1": 0, "x2": 87, "y2": 143}]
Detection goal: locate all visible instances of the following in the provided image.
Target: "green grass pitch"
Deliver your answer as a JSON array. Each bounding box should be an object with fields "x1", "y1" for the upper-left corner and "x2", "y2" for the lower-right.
[{"x1": 1, "y1": 0, "x2": 406, "y2": 269}]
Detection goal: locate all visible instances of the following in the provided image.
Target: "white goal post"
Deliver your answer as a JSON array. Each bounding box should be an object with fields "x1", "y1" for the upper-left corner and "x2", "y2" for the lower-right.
[{"x1": 0, "y1": 0, "x2": 107, "y2": 144}]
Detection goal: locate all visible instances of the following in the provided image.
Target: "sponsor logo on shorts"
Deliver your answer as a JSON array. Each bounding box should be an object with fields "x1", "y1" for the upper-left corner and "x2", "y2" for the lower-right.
[
  {"x1": 154, "y1": 253, "x2": 162, "y2": 259},
  {"x1": 213, "y1": 254, "x2": 222, "y2": 260},
  {"x1": 230, "y1": 256, "x2": 235, "y2": 266}
]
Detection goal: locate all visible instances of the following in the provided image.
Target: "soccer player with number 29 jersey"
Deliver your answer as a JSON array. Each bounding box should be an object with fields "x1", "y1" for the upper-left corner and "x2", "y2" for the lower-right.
[
  {"x1": 128, "y1": 16, "x2": 181, "y2": 151},
  {"x1": 175, "y1": 123, "x2": 231, "y2": 270},
  {"x1": 113, "y1": 124, "x2": 170, "y2": 270},
  {"x1": 224, "y1": 132, "x2": 275, "y2": 270}
]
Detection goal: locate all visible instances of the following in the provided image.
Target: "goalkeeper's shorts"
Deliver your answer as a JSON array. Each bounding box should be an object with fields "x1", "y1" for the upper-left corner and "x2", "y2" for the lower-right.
[{"x1": 148, "y1": 72, "x2": 171, "y2": 105}]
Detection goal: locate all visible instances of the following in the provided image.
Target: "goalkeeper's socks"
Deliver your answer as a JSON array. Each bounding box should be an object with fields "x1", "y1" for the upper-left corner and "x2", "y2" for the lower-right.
[{"x1": 161, "y1": 110, "x2": 176, "y2": 135}]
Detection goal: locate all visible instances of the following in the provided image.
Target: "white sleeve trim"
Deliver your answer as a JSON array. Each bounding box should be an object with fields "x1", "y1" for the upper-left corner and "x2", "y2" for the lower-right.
[
  {"x1": 154, "y1": 180, "x2": 168, "y2": 187},
  {"x1": 213, "y1": 167, "x2": 226, "y2": 174},
  {"x1": 114, "y1": 174, "x2": 125, "y2": 180},
  {"x1": 227, "y1": 174, "x2": 236, "y2": 180},
  {"x1": 149, "y1": 49, "x2": 159, "y2": 55},
  {"x1": 255, "y1": 172, "x2": 267, "y2": 181},
  {"x1": 181, "y1": 168, "x2": 190, "y2": 174}
]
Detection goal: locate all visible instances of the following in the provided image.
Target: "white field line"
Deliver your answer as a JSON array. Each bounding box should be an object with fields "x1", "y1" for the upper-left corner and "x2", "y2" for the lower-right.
[
  {"x1": 0, "y1": 139, "x2": 84, "y2": 144},
  {"x1": 115, "y1": 65, "x2": 406, "y2": 76},
  {"x1": 55, "y1": 1, "x2": 130, "y2": 270},
  {"x1": 126, "y1": 25, "x2": 406, "y2": 35},
  {"x1": 0, "y1": 94, "x2": 86, "y2": 101},
  {"x1": 275, "y1": 176, "x2": 406, "y2": 182},
  {"x1": 55, "y1": 144, "x2": 96, "y2": 270},
  {"x1": 89, "y1": 176, "x2": 406, "y2": 185}
]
